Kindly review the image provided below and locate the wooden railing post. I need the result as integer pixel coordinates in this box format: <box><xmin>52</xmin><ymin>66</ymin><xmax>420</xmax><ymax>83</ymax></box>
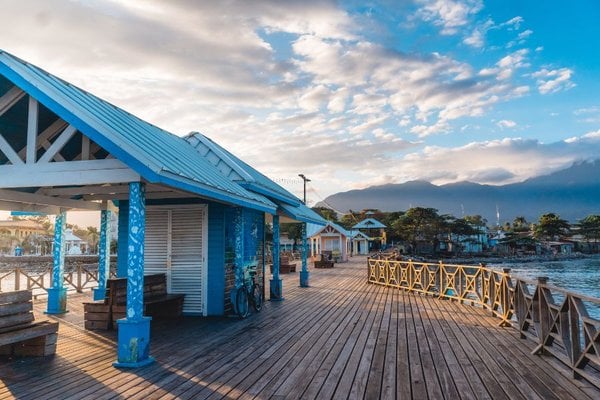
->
<box><xmin>76</xmin><ymin>265</ymin><xmax>83</xmax><ymax>293</ymax></box>
<box><xmin>14</xmin><ymin>267</ymin><xmax>21</xmax><ymax>291</ymax></box>
<box><xmin>532</xmin><ymin>276</ymin><xmax>549</xmax><ymax>354</ymax></box>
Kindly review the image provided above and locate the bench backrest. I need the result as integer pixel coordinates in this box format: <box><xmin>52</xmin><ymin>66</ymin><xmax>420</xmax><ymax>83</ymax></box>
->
<box><xmin>0</xmin><ymin>290</ymin><xmax>35</xmax><ymax>333</ymax></box>
<box><xmin>105</xmin><ymin>273</ymin><xmax>168</xmax><ymax>306</ymax></box>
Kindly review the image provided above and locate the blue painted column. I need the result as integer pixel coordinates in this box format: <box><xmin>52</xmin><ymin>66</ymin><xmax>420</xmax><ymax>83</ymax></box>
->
<box><xmin>270</xmin><ymin>215</ymin><xmax>283</xmax><ymax>300</ymax></box>
<box><xmin>114</xmin><ymin>182</ymin><xmax>154</xmax><ymax>368</ymax></box>
<box><xmin>231</xmin><ymin>207</ymin><xmax>245</xmax><ymax>313</ymax></box>
<box><xmin>299</xmin><ymin>222</ymin><xmax>309</xmax><ymax>287</ymax></box>
<box><xmin>46</xmin><ymin>211</ymin><xmax>67</xmax><ymax>314</ymax></box>
<box><xmin>94</xmin><ymin>209</ymin><xmax>111</xmax><ymax>301</ymax></box>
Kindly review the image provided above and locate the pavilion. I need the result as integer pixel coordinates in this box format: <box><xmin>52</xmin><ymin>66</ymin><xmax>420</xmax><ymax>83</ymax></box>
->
<box><xmin>0</xmin><ymin>50</ymin><xmax>324</xmax><ymax>367</ymax></box>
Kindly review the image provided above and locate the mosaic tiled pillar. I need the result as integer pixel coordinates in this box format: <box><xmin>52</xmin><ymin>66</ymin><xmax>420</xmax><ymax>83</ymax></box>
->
<box><xmin>230</xmin><ymin>207</ymin><xmax>245</xmax><ymax>313</ymax></box>
<box><xmin>94</xmin><ymin>209</ymin><xmax>111</xmax><ymax>301</ymax></box>
<box><xmin>270</xmin><ymin>215</ymin><xmax>283</xmax><ymax>300</ymax></box>
<box><xmin>300</xmin><ymin>222</ymin><xmax>309</xmax><ymax>287</ymax></box>
<box><xmin>46</xmin><ymin>211</ymin><xmax>67</xmax><ymax>314</ymax></box>
<box><xmin>114</xmin><ymin>182</ymin><xmax>154</xmax><ymax>368</ymax></box>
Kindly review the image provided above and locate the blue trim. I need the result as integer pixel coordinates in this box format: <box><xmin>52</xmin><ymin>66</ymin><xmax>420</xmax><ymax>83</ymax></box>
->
<box><xmin>117</xmin><ymin>201</ymin><xmax>129</xmax><ymax>278</ymax></box>
<box><xmin>240</xmin><ymin>182</ymin><xmax>301</xmax><ymax>206</ymax></box>
<box><xmin>95</xmin><ymin>209</ymin><xmax>110</xmax><ymax>301</ymax></box>
<box><xmin>300</xmin><ymin>222</ymin><xmax>309</xmax><ymax>287</ymax></box>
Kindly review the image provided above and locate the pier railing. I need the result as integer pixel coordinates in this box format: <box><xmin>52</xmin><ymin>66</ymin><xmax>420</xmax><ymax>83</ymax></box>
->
<box><xmin>367</xmin><ymin>255</ymin><xmax>600</xmax><ymax>389</ymax></box>
<box><xmin>0</xmin><ymin>265</ymin><xmax>117</xmax><ymax>297</ymax></box>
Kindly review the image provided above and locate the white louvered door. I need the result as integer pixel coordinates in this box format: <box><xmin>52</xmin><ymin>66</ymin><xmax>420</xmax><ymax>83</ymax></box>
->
<box><xmin>144</xmin><ymin>205</ymin><xmax>207</xmax><ymax>315</ymax></box>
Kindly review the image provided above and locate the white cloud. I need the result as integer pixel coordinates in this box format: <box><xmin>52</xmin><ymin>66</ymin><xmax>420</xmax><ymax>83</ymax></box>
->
<box><xmin>463</xmin><ymin>18</ymin><xmax>494</xmax><ymax>48</ymax></box>
<box><xmin>518</xmin><ymin>29</ymin><xmax>533</xmax><ymax>40</ymax></box>
<box><xmin>415</xmin><ymin>0</ymin><xmax>483</xmax><ymax>35</ymax></box>
<box><xmin>532</xmin><ymin>67</ymin><xmax>575</xmax><ymax>94</ymax></box>
<box><xmin>502</xmin><ymin>16</ymin><xmax>524</xmax><ymax>30</ymax></box>
<box><xmin>497</xmin><ymin>119</ymin><xmax>517</xmax><ymax>129</ymax></box>
<box><xmin>388</xmin><ymin>133</ymin><xmax>600</xmax><ymax>185</ymax></box>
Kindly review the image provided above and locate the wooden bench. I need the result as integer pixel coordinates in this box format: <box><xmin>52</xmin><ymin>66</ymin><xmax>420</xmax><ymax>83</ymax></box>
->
<box><xmin>0</xmin><ymin>290</ymin><xmax>58</xmax><ymax>357</ymax></box>
<box><xmin>84</xmin><ymin>273</ymin><xmax>185</xmax><ymax>330</ymax></box>
<box><xmin>269</xmin><ymin>255</ymin><xmax>297</xmax><ymax>274</ymax></box>
<box><xmin>314</xmin><ymin>252</ymin><xmax>334</xmax><ymax>269</ymax></box>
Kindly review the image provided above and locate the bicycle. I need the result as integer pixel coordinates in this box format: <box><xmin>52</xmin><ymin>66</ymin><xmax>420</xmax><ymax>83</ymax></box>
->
<box><xmin>236</xmin><ymin>267</ymin><xmax>263</xmax><ymax>318</ymax></box>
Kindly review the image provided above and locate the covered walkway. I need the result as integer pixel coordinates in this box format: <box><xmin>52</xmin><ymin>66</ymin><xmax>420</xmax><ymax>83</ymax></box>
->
<box><xmin>1</xmin><ymin>256</ymin><xmax>598</xmax><ymax>399</ymax></box>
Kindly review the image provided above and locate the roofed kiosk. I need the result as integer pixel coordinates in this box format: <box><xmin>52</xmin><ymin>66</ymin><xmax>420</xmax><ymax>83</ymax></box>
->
<box><xmin>0</xmin><ymin>50</ymin><xmax>325</xmax><ymax>367</ymax></box>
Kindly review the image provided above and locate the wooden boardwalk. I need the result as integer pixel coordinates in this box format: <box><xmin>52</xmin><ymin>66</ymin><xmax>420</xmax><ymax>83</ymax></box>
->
<box><xmin>1</xmin><ymin>256</ymin><xmax>598</xmax><ymax>399</ymax></box>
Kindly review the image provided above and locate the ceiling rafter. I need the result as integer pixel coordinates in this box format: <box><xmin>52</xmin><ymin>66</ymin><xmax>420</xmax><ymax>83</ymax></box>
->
<box><xmin>0</xmin><ymin>86</ymin><xmax>25</xmax><ymax>117</ymax></box>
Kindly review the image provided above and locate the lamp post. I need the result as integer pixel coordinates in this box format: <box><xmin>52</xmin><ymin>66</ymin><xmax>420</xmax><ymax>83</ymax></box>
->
<box><xmin>298</xmin><ymin>174</ymin><xmax>311</xmax><ymax>205</ymax></box>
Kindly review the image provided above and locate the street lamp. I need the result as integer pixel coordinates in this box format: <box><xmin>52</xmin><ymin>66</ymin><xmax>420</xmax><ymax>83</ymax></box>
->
<box><xmin>298</xmin><ymin>174</ymin><xmax>311</xmax><ymax>204</ymax></box>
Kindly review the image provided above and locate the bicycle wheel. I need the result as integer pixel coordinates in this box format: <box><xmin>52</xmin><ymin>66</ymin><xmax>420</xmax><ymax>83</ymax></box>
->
<box><xmin>236</xmin><ymin>287</ymin><xmax>249</xmax><ymax>318</ymax></box>
<box><xmin>252</xmin><ymin>284</ymin><xmax>263</xmax><ymax>312</ymax></box>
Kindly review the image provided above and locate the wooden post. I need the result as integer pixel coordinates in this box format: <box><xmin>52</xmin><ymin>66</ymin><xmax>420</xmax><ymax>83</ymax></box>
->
<box><xmin>299</xmin><ymin>222</ymin><xmax>309</xmax><ymax>287</ymax></box>
<box><xmin>270</xmin><ymin>215</ymin><xmax>283</xmax><ymax>300</ymax></box>
<box><xmin>114</xmin><ymin>182</ymin><xmax>154</xmax><ymax>368</ymax></box>
<box><xmin>46</xmin><ymin>211</ymin><xmax>67</xmax><ymax>314</ymax></box>
<box><xmin>532</xmin><ymin>276</ymin><xmax>549</xmax><ymax>354</ymax></box>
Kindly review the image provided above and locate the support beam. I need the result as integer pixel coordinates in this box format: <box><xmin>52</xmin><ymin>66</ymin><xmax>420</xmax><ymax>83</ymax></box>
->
<box><xmin>26</xmin><ymin>96</ymin><xmax>38</xmax><ymax>164</ymax></box>
<box><xmin>0</xmin><ymin>132</ymin><xmax>23</xmax><ymax>165</ymax></box>
<box><xmin>0</xmin><ymin>86</ymin><xmax>25</xmax><ymax>116</ymax></box>
<box><xmin>300</xmin><ymin>222</ymin><xmax>309</xmax><ymax>287</ymax></box>
<box><xmin>81</xmin><ymin>136</ymin><xmax>90</xmax><ymax>161</ymax></box>
<box><xmin>94</xmin><ymin>209</ymin><xmax>111</xmax><ymax>301</ymax></box>
<box><xmin>18</xmin><ymin>119</ymin><xmax>68</xmax><ymax>159</ymax></box>
<box><xmin>46</xmin><ymin>211</ymin><xmax>67</xmax><ymax>314</ymax></box>
<box><xmin>0</xmin><ymin>200</ymin><xmax>60</xmax><ymax>214</ymax></box>
<box><xmin>37</xmin><ymin>125</ymin><xmax>77</xmax><ymax>163</ymax></box>
<box><xmin>114</xmin><ymin>182</ymin><xmax>154</xmax><ymax>368</ymax></box>
<box><xmin>0</xmin><ymin>188</ymin><xmax>103</xmax><ymax>211</ymax></box>
<box><xmin>0</xmin><ymin>159</ymin><xmax>140</xmax><ymax>188</ymax></box>
<box><xmin>270</xmin><ymin>214</ymin><xmax>283</xmax><ymax>300</ymax></box>
<box><xmin>41</xmin><ymin>183</ymin><xmax>167</xmax><ymax>197</ymax></box>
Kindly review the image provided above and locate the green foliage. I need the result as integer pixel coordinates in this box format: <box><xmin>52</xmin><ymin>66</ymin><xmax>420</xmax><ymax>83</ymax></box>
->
<box><xmin>534</xmin><ymin>213</ymin><xmax>570</xmax><ymax>240</ymax></box>
<box><xmin>312</xmin><ymin>207</ymin><xmax>338</xmax><ymax>222</ymax></box>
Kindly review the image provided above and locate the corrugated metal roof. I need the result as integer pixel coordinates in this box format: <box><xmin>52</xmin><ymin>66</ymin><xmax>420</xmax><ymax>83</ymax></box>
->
<box><xmin>186</xmin><ymin>132</ymin><xmax>326</xmax><ymax>225</ymax></box>
<box><xmin>352</xmin><ymin>218</ymin><xmax>386</xmax><ymax>229</ymax></box>
<box><xmin>306</xmin><ymin>221</ymin><xmax>351</xmax><ymax>237</ymax></box>
<box><xmin>0</xmin><ymin>50</ymin><xmax>275</xmax><ymax>213</ymax></box>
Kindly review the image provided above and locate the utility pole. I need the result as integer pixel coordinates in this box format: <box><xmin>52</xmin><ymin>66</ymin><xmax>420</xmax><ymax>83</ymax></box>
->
<box><xmin>298</xmin><ymin>174</ymin><xmax>311</xmax><ymax>205</ymax></box>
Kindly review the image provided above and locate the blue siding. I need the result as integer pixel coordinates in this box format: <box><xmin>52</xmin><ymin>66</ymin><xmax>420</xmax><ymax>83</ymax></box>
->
<box><xmin>117</xmin><ymin>200</ymin><xmax>129</xmax><ymax>278</ymax></box>
<box><xmin>207</xmin><ymin>202</ymin><xmax>226</xmax><ymax>316</ymax></box>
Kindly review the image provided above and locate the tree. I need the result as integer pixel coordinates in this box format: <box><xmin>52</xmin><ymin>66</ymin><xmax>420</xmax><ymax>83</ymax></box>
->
<box><xmin>534</xmin><ymin>213</ymin><xmax>570</xmax><ymax>241</ymax></box>
<box><xmin>578</xmin><ymin>215</ymin><xmax>600</xmax><ymax>253</ymax></box>
<box><xmin>312</xmin><ymin>207</ymin><xmax>338</xmax><ymax>222</ymax></box>
<box><xmin>512</xmin><ymin>216</ymin><xmax>529</xmax><ymax>232</ymax></box>
<box><xmin>280</xmin><ymin>223</ymin><xmax>303</xmax><ymax>250</ymax></box>
<box><xmin>393</xmin><ymin>207</ymin><xmax>444</xmax><ymax>254</ymax></box>
<box><xmin>86</xmin><ymin>226</ymin><xmax>100</xmax><ymax>254</ymax></box>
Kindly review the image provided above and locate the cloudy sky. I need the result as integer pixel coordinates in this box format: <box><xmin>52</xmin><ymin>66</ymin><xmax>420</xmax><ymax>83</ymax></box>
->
<box><xmin>1</xmin><ymin>0</ymin><xmax>599</xmax><ymax>207</ymax></box>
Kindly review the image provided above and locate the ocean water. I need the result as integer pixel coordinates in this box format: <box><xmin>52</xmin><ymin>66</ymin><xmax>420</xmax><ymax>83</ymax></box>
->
<box><xmin>490</xmin><ymin>257</ymin><xmax>600</xmax><ymax>319</ymax></box>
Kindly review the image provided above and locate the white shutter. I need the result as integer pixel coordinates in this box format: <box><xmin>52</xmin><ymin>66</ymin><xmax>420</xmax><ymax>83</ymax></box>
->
<box><xmin>170</xmin><ymin>208</ymin><xmax>205</xmax><ymax>314</ymax></box>
<box><xmin>144</xmin><ymin>205</ymin><xmax>207</xmax><ymax>315</ymax></box>
<box><xmin>144</xmin><ymin>208</ymin><xmax>169</xmax><ymax>276</ymax></box>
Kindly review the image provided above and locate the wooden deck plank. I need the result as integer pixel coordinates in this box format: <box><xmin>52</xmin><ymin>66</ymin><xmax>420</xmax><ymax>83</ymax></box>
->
<box><xmin>1</xmin><ymin>257</ymin><xmax>599</xmax><ymax>400</ymax></box>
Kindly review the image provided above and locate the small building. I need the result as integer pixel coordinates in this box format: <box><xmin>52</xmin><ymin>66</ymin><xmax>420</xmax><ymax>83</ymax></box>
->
<box><xmin>352</xmin><ymin>218</ymin><xmax>387</xmax><ymax>251</ymax></box>
<box><xmin>0</xmin><ymin>219</ymin><xmax>46</xmax><ymax>239</ymax></box>
<box><xmin>307</xmin><ymin>221</ymin><xmax>352</xmax><ymax>262</ymax></box>
<box><xmin>349</xmin><ymin>230</ymin><xmax>370</xmax><ymax>255</ymax></box>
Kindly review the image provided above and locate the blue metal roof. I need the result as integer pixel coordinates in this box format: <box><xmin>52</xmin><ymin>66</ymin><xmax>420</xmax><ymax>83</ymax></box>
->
<box><xmin>186</xmin><ymin>132</ymin><xmax>326</xmax><ymax>225</ymax></box>
<box><xmin>0</xmin><ymin>50</ymin><xmax>276</xmax><ymax>213</ymax></box>
<box><xmin>352</xmin><ymin>218</ymin><xmax>386</xmax><ymax>229</ymax></box>
<box><xmin>306</xmin><ymin>221</ymin><xmax>351</xmax><ymax>238</ymax></box>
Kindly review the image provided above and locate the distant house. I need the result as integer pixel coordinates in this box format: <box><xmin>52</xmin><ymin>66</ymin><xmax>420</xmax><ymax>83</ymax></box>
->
<box><xmin>307</xmin><ymin>221</ymin><xmax>352</xmax><ymax>262</ymax></box>
<box><xmin>350</xmin><ymin>230</ymin><xmax>370</xmax><ymax>255</ymax></box>
<box><xmin>64</xmin><ymin>229</ymin><xmax>87</xmax><ymax>255</ymax></box>
<box><xmin>352</xmin><ymin>218</ymin><xmax>387</xmax><ymax>251</ymax></box>
<box><xmin>0</xmin><ymin>219</ymin><xmax>46</xmax><ymax>239</ymax></box>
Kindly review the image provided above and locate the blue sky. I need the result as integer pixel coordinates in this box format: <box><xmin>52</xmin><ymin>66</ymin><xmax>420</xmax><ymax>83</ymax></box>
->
<box><xmin>0</xmin><ymin>0</ymin><xmax>598</xmax><ymax>208</ymax></box>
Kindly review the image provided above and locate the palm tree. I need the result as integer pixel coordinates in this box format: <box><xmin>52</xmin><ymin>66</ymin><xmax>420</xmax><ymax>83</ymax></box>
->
<box><xmin>86</xmin><ymin>226</ymin><xmax>100</xmax><ymax>254</ymax></box>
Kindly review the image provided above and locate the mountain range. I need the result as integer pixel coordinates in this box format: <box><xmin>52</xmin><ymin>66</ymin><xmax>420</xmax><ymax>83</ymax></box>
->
<box><xmin>317</xmin><ymin>160</ymin><xmax>600</xmax><ymax>224</ymax></box>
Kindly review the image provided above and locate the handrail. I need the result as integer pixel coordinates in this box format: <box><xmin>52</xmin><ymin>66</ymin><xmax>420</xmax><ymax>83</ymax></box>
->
<box><xmin>0</xmin><ymin>265</ymin><xmax>118</xmax><ymax>297</ymax></box>
<box><xmin>367</xmin><ymin>256</ymin><xmax>600</xmax><ymax>389</ymax></box>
